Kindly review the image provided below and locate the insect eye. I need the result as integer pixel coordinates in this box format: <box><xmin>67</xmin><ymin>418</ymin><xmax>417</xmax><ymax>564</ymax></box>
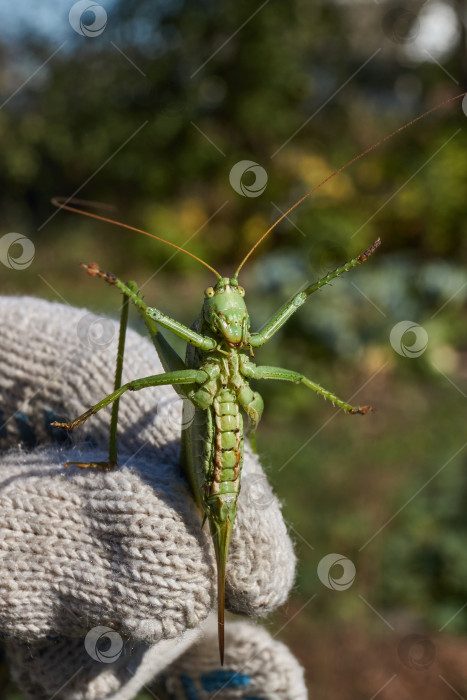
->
<box><xmin>238</xmin><ymin>286</ymin><xmax>245</xmax><ymax>296</ymax></box>
<box><xmin>205</xmin><ymin>287</ymin><xmax>215</xmax><ymax>298</ymax></box>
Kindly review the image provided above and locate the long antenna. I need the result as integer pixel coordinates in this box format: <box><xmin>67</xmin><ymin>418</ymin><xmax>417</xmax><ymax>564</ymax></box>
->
<box><xmin>234</xmin><ymin>91</ymin><xmax>466</xmax><ymax>278</ymax></box>
<box><xmin>51</xmin><ymin>197</ymin><xmax>222</xmax><ymax>280</ymax></box>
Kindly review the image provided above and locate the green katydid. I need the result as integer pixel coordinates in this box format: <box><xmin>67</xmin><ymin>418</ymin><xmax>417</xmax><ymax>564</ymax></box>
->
<box><xmin>51</xmin><ymin>93</ymin><xmax>465</xmax><ymax>664</ymax></box>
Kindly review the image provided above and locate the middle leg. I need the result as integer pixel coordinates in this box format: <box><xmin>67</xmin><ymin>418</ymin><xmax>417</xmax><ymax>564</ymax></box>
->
<box><xmin>241</xmin><ymin>363</ymin><xmax>371</xmax><ymax>414</ymax></box>
<box><xmin>52</xmin><ymin>368</ymin><xmax>207</xmax><ymax>468</ymax></box>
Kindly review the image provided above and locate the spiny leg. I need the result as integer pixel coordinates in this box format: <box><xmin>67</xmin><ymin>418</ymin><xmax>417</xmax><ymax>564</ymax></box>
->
<box><xmin>241</xmin><ymin>363</ymin><xmax>372</xmax><ymax>414</ymax></box>
<box><xmin>51</xmin><ymin>368</ymin><xmax>207</xmax><ymax>468</ymax></box>
<box><xmin>250</xmin><ymin>238</ymin><xmax>381</xmax><ymax>347</ymax></box>
<box><xmin>82</xmin><ymin>262</ymin><xmax>216</xmax><ymax>351</ymax></box>
<box><xmin>109</xmin><ymin>284</ymin><xmax>135</xmax><ymax>464</ymax></box>
<box><xmin>110</xmin><ymin>279</ymin><xmax>200</xmax><ymax>405</ymax></box>
<box><xmin>62</xmin><ymin>268</ymin><xmax>192</xmax><ymax>469</ymax></box>
<box><xmin>53</xmin><ymin>368</ymin><xmax>206</xmax><ymax>429</ymax></box>
<box><xmin>302</xmin><ymin>238</ymin><xmax>381</xmax><ymax>297</ymax></box>
<box><xmin>58</xmin><ymin>289</ymin><xmax>133</xmax><ymax>470</ymax></box>
<box><xmin>90</xmin><ymin>273</ymin><xmax>189</xmax><ymax>384</ymax></box>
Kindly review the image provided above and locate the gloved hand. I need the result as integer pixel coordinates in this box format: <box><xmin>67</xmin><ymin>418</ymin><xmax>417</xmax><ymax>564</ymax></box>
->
<box><xmin>0</xmin><ymin>295</ymin><xmax>307</xmax><ymax>699</ymax></box>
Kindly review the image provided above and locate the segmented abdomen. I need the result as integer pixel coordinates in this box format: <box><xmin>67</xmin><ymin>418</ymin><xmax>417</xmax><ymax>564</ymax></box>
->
<box><xmin>207</xmin><ymin>388</ymin><xmax>243</xmax><ymax>499</ymax></box>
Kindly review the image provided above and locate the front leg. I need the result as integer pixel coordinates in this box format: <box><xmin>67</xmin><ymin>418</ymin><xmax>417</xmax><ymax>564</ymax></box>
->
<box><xmin>241</xmin><ymin>361</ymin><xmax>371</xmax><ymax>414</ymax></box>
<box><xmin>249</xmin><ymin>239</ymin><xmax>380</xmax><ymax>347</ymax></box>
<box><xmin>82</xmin><ymin>263</ymin><xmax>217</xmax><ymax>352</ymax></box>
<box><xmin>146</xmin><ymin>307</ymin><xmax>216</xmax><ymax>351</ymax></box>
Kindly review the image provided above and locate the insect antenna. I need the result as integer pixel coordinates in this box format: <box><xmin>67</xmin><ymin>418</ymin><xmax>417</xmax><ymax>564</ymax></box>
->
<box><xmin>234</xmin><ymin>91</ymin><xmax>466</xmax><ymax>278</ymax></box>
<box><xmin>51</xmin><ymin>197</ymin><xmax>222</xmax><ymax>280</ymax></box>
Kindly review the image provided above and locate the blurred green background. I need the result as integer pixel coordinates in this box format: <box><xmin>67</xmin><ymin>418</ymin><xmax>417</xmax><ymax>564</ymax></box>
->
<box><xmin>1</xmin><ymin>0</ymin><xmax>467</xmax><ymax>697</ymax></box>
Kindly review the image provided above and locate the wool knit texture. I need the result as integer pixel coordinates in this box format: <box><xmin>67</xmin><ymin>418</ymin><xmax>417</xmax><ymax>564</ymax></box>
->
<box><xmin>6</xmin><ymin>614</ymin><xmax>309</xmax><ymax>700</ymax></box>
<box><xmin>159</xmin><ymin>614</ymin><xmax>308</xmax><ymax>699</ymax></box>
<box><xmin>0</xmin><ymin>296</ymin><xmax>303</xmax><ymax>699</ymax></box>
<box><xmin>6</xmin><ymin>626</ymin><xmax>201</xmax><ymax>700</ymax></box>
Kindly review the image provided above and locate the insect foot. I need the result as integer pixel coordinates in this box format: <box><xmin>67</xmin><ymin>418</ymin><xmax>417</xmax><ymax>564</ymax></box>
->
<box><xmin>349</xmin><ymin>405</ymin><xmax>372</xmax><ymax>415</ymax></box>
<box><xmin>65</xmin><ymin>461</ymin><xmax>119</xmax><ymax>470</ymax></box>
<box><xmin>357</xmin><ymin>237</ymin><xmax>381</xmax><ymax>263</ymax></box>
<box><xmin>50</xmin><ymin>420</ymin><xmax>75</xmax><ymax>431</ymax></box>
<box><xmin>51</xmin><ymin>408</ymin><xmax>94</xmax><ymax>431</ymax></box>
<box><xmin>80</xmin><ymin>262</ymin><xmax>117</xmax><ymax>284</ymax></box>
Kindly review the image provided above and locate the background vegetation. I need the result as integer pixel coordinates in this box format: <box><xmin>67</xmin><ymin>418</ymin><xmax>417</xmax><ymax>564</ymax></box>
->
<box><xmin>1</xmin><ymin>0</ymin><xmax>467</xmax><ymax>697</ymax></box>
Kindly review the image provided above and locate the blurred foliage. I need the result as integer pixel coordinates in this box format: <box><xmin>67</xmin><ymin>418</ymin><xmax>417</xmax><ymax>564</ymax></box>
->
<box><xmin>1</xmin><ymin>0</ymin><xmax>467</xmax><ymax>697</ymax></box>
<box><xmin>381</xmin><ymin>451</ymin><xmax>467</xmax><ymax>633</ymax></box>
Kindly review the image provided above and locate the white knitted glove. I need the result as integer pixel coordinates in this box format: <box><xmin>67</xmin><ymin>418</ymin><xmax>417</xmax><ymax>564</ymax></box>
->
<box><xmin>6</xmin><ymin>614</ymin><xmax>308</xmax><ymax>700</ymax></box>
<box><xmin>157</xmin><ymin>615</ymin><xmax>308</xmax><ymax>699</ymax></box>
<box><xmin>0</xmin><ymin>296</ymin><xmax>306</xmax><ymax>700</ymax></box>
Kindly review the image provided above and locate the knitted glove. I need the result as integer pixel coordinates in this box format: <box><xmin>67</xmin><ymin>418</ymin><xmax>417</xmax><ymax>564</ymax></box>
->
<box><xmin>157</xmin><ymin>614</ymin><xmax>308</xmax><ymax>699</ymax></box>
<box><xmin>6</xmin><ymin>614</ymin><xmax>308</xmax><ymax>700</ymax></box>
<box><xmin>0</xmin><ymin>296</ymin><xmax>306</xmax><ymax>699</ymax></box>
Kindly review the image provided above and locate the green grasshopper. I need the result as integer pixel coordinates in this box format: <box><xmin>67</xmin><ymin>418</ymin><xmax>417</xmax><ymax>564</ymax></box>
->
<box><xmin>51</xmin><ymin>93</ymin><xmax>465</xmax><ymax>663</ymax></box>
<box><xmin>51</xmin><ymin>197</ymin><xmax>377</xmax><ymax>663</ymax></box>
